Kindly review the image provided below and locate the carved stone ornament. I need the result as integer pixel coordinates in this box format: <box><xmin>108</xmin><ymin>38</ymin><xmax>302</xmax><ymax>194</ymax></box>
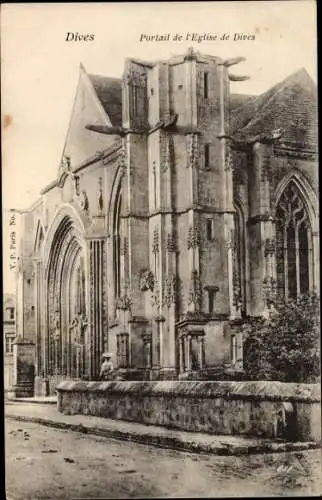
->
<box><xmin>150</xmin><ymin>278</ymin><xmax>161</xmax><ymax>310</ymax></box>
<box><xmin>163</xmin><ymin>273</ymin><xmax>177</xmax><ymax>307</ymax></box>
<box><xmin>167</xmin><ymin>232</ymin><xmax>178</xmax><ymax>253</ymax></box>
<box><xmin>116</xmin><ymin>294</ymin><xmax>132</xmax><ymax>312</ymax></box>
<box><xmin>139</xmin><ymin>269</ymin><xmax>155</xmax><ymax>292</ymax></box>
<box><xmin>187</xmin><ymin>134</ymin><xmax>199</xmax><ymax>169</ymax></box>
<box><xmin>188</xmin><ymin>270</ymin><xmax>202</xmax><ymax>309</ymax></box>
<box><xmin>224</xmin><ymin>145</ymin><xmax>233</xmax><ymax>172</ymax></box>
<box><xmin>70</xmin><ymin>313</ymin><xmax>88</xmax><ymax>345</ymax></box>
<box><xmin>59</xmin><ymin>155</ymin><xmax>71</xmax><ymax>174</ymax></box>
<box><xmin>57</xmin><ymin>155</ymin><xmax>72</xmax><ymax>188</ymax></box>
<box><xmin>160</xmin><ymin>132</ymin><xmax>170</xmax><ymax>173</ymax></box>
<box><xmin>232</xmin><ymin>268</ymin><xmax>242</xmax><ymax>312</ymax></box>
<box><xmin>118</xmin><ymin>146</ymin><xmax>127</xmax><ymax>173</ymax></box>
<box><xmin>51</xmin><ymin>312</ymin><xmax>61</xmax><ymax>342</ymax></box>
<box><xmin>80</xmin><ymin>190</ymin><xmax>89</xmax><ymax>212</ymax></box>
<box><xmin>224</xmin><ymin>128</ymin><xmax>284</xmax><ymax>148</ymax></box>
<box><xmin>124</xmin><ymin>69</ymin><xmax>147</xmax><ymax>87</ymax></box>
<box><xmin>264</xmin><ymin>238</ymin><xmax>276</xmax><ymax>257</ymax></box>
<box><xmin>74</xmin><ymin>176</ymin><xmax>80</xmax><ymax>197</ymax></box>
<box><xmin>120</xmin><ymin>236</ymin><xmax>128</xmax><ymax>256</ymax></box>
<box><xmin>187</xmin><ymin>226</ymin><xmax>201</xmax><ymax>250</ymax></box>
<box><xmin>98</xmin><ymin>177</ymin><xmax>104</xmax><ymax>212</ymax></box>
<box><xmin>224</xmin><ymin>239</ymin><xmax>234</xmax><ymax>250</ymax></box>
<box><xmin>152</xmin><ymin>228</ymin><xmax>159</xmax><ymax>254</ymax></box>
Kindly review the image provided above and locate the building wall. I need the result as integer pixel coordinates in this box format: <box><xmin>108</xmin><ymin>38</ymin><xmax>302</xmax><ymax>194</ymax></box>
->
<box><xmin>3</xmin><ymin>294</ymin><xmax>16</xmax><ymax>391</ymax></box>
<box><xmin>16</xmin><ymin>51</ymin><xmax>319</xmax><ymax>390</ymax></box>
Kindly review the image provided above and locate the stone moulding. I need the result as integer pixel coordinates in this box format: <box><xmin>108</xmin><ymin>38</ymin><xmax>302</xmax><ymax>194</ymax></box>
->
<box><xmin>56</xmin><ymin>380</ymin><xmax>321</xmax><ymax>403</ymax></box>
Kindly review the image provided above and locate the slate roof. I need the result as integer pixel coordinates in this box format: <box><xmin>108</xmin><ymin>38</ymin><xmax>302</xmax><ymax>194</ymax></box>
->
<box><xmin>88</xmin><ymin>74</ymin><xmax>123</xmax><ymax>127</ymax></box>
<box><xmin>230</xmin><ymin>69</ymin><xmax>317</xmax><ymax>150</ymax></box>
<box><xmin>230</xmin><ymin>93</ymin><xmax>257</xmax><ymax>114</ymax></box>
<box><xmin>87</xmin><ymin>68</ymin><xmax>317</xmax><ymax>150</ymax></box>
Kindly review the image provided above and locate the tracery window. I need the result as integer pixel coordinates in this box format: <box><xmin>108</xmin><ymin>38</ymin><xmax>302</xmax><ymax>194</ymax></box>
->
<box><xmin>276</xmin><ymin>182</ymin><xmax>311</xmax><ymax>300</ymax></box>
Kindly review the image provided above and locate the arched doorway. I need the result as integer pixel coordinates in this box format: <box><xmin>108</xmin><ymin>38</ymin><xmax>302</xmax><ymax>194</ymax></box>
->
<box><xmin>45</xmin><ymin>215</ymin><xmax>87</xmax><ymax>379</ymax></box>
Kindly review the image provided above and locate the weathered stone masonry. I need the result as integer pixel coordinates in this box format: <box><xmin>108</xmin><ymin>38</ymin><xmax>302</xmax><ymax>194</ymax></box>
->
<box><xmin>14</xmin><ymin>49</ymin><xmax>318</xmax><ymax>395</ymax></box>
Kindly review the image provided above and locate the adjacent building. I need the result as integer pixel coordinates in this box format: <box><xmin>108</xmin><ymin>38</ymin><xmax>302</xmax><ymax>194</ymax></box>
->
<box><xmin>15</xmin><ymin>49</ymin><xmax>319</xmax><ymax>395</ymax></box>
<box><xmin>3</xmin><ymin>294</ymin><xmax>16</xmax><ymax>390</ymax></box>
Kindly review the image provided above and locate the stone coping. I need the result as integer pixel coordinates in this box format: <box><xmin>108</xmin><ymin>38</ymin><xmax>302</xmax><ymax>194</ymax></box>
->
<box><xmin>56</xmin><ymin>380</ymin><xmax>321</xmax><ymax>403</ymax></box>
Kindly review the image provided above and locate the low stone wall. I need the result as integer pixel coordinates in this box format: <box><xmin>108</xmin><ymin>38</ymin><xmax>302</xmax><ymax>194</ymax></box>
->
<box><xmin>56</xmin><ymin>380</ymin><xmax>321</xmax><ymax>442</ymax></box>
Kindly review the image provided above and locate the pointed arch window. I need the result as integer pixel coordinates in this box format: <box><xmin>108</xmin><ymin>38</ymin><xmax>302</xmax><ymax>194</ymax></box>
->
<box><xmin>113</xmin><ymin>186</ymin><xmax>122</xmax><ymax>300</ymax></box>
<box><xmin>232</xmin><ymin>202</ymin><xmax>246</xmax><ymax>316</ymax></box>
<box><xmin>276</xmin><ymin>182</ymin><xmax>312</xmax><ymax>300</ymax></box>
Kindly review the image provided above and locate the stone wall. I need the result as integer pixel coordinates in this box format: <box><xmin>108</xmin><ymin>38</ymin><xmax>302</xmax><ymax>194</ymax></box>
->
<box><xmin>57</xmin><ymin>380</ymin><xmax>321</xmax><ymax>442</ymax></box>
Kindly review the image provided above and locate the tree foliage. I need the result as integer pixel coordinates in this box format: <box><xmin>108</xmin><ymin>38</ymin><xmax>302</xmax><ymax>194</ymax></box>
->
<box><xmin>243</xmin><ymin>293</ymin><xmax>320</xmax><ymax>383</ymax></box>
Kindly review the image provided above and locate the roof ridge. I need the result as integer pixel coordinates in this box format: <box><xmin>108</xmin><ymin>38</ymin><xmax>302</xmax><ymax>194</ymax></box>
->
<box><xmin>88</xmin><ymin>73</ymin><xmax>121</xmax><ymax>82</ymax></box>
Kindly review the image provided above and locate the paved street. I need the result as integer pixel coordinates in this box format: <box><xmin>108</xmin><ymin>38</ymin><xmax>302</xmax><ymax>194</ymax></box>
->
<box><xmin>6</xmin><ymin>418</ymin><xmax>321</xmax><ymax>499</ymax></box>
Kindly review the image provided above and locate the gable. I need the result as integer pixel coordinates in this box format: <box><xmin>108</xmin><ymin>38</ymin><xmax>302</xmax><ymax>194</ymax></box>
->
<box><xmin>62</xmin><ymin>65</ymin><xmax>121</xmax><ymax>168</ymax></box>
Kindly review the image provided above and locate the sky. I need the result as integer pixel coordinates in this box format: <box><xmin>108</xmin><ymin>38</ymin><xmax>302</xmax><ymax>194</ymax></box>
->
<box><xmin>1</xmin><ymin>1</ymin><xmax>317</xmax><ymax>292</ymax></box>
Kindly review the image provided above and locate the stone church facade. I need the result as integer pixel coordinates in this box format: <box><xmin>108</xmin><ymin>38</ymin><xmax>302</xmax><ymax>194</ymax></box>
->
<box><xmin>15</xmin><ymin>49</ymin><xmax>319</xmax><ymax>395</ymax></box>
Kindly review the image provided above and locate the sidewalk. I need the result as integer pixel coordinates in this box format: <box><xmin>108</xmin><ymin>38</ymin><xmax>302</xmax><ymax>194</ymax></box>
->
<box><xmin>5</xmin><ymin>400</ymin><xmax>321</xmax><ymax>456</ymax></box>
<box><xmin>6</xmin><ymin>396</ymin><xmax>57</xmax><ymax>404</ymax></box>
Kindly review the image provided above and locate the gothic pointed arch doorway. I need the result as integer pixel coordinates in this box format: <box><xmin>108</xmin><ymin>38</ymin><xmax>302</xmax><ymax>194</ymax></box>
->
<box><xmin>45</xmin><ymin>214</ymin><xmax>88</xmax><ymax>379</ymax></box>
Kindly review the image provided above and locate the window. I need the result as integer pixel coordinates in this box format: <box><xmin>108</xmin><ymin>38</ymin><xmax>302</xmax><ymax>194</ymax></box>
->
<box><xmin>205</xmin><ymin>286</ymin><xmax>218</xmax><ymax>314</ymax></box>
<box><xmin>208</xmin><ymin>290</ymin><xmax>215</xmax><ymax>314</ymax></box>
<box><xmin>206</xmin><ymin>219</ymin><xmax>214</xmax><ymax>241</ymax></box>
<box><xmin>276</xmin><ymin>182</ymin><xmax>311</xmax><ymax>300</ymax></box>
<box><xmin>5</xmin><ymin>333</ymin><xmax>15</xmax><ymax>354</ymax></box>
<box><xmin>203</xmin><ymin>72</ymin><xmax>209</xmax><ymax>99</ymax></box>
<box><xmin>204</xmin><ymin>144</ymin><xmax>210</xmax><ymax>169</ymax></box>
<box><xmin>6</xmin><ymin>307</ymin><xmax>14</xmax><ymax>320</ymax></box>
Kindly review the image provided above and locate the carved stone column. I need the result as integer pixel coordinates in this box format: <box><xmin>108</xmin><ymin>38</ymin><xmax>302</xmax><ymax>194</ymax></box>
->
<box><xmin>199</xmin><ymin>336</ymin><xmax>205</xmax><ymax>370</ymax></box>
<box><xmin>248</xmin><ymin>141</ymin><xmax>276</xmax><ymax>316</ymax></box>
<box><xmin>33</xmin><ymin>259</ymin><xmax>42</xmax><ymax>377</ymax></box>
<box><xmin>152</xmin><ymin>317</ymin><xmax>162</xmax><ymax>376</ymax></box>
<box><xmin>186</xmin><ymin>334</ymin><xmax>192</xmax><ymax>372</ymax></box>
<box><xmin>179</xmin><ymin>337</ymin><xmax>185</xmax><ymax>373</ymax></box>
<box><xmin>86</xmin><ymin>238</ymin><xmax>107</xmax><ymax>379</ymax></box>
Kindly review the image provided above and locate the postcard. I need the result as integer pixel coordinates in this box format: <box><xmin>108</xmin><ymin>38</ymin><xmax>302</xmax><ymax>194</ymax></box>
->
<box><xmin>2</xmin><ymin>2</ymin><xmax>320</xmax><ymax>498</ymax></box>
